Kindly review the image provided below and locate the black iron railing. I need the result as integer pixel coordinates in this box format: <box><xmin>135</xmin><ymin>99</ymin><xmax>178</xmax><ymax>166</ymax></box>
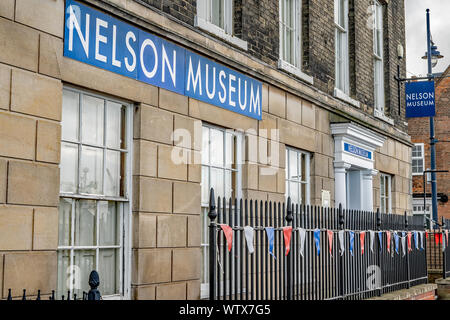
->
<box><xmin>5</xmin><ymin>270</ymin><xmax>102</xmax><ymax>300</ymax></box>
<box><xmin>208</xmin><ymin>188</ymin><xmax>428</xmax><ymax>300</ymax></box>
<box><xmin>426</xmin><ymin>217</ymin><xmax>450</xmax><ymax>279</ymax></box>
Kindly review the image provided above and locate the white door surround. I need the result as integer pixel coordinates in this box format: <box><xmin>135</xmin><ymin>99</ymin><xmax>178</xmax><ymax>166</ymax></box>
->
<box><xmin>331</xmin><ymin>123</ymin><xmax>386</xmax><ymax>210</ymax></box>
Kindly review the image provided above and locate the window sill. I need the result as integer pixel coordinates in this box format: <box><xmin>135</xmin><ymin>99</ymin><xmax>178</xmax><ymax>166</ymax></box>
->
<box><xmin>333</xmin><ymin>88</ymin><xmax>361</xmax><ymax>108</ymax></box>
<box><xmin>278</xmin><ymin>60</ymin><xmax>314</xmax><ymax>84</ymax></box>
<box><xmin>194</xmin><ymin>16</ymin><xmax>248</xmax><ymax>51</ymax></box>
<box><xmin>374</xmin><ymin>109</ymin><xmax>394</xmax><ymax>125</ymax></box>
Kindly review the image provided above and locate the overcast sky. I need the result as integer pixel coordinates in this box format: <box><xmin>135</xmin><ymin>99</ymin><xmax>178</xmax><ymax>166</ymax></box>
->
<box><xmin>405</xmin><ymin>1</ymin><xmax>450</xmax><ymax>77</ymax></box>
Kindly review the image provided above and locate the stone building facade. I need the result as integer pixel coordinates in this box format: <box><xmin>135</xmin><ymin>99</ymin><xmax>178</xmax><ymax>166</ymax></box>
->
<box><xmin>408</xmin><ymin>65</ymin><xmax>450</xmax><ymax>221</ymax></box>
<box><xmin>0</xmin><ymin>0</ymin><xmax>412</xmax><ymax>300</ymax></box>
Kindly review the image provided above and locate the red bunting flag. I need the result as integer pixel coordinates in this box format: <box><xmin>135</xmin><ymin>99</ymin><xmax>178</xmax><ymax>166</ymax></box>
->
<box><xmin>327</xmin><ymin>230</ymin><xmax>334</xmax><ymax>256</ymax></box>
<box><xmin>426</xmin><ymin>232</ymin><xmax>428</xmax><ymax>239</ymax></box>
<box><xmin>283</xmin><ymin>226</ymin><xmax>293</xmax><ymax>256</ymax></box>
<box><xmin>407</xmin><ymin>232</ymin><xmax>412</xmax><ymax>252</ymax></box>
<box><xmin>360</xmin><ymin>232</ymin><xmax>366</xmax><ymax>255</ymax></box>
<box><xmin>386</xmin><ymin>231</ymin><xmax>391</xmax><ymax>253</ymax></box>
<box><xmin>435</xmin><ymin>233</ymin><xmax>441</xmax><ymax>245</ymax></box>
<box><xmin>220</xmin><ymin>224</ymin><xmax>233</xmax><ymax>252</ymax></box>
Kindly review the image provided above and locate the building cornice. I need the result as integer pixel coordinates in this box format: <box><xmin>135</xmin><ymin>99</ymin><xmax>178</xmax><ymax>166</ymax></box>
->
<box><xmin>82</xmin><ymin>0</ymin><xmax>411</xmax><ymax>145</ymax></box>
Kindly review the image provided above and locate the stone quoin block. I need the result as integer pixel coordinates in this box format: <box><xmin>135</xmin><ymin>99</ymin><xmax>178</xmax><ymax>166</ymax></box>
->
<box><xmin>157</xmin><ymin>144</ymin><xmax>188</xmax><ymax>181</ymax></box>
<box><xmin>39</xmin><ymin>33</ymin><xmax>63</xmax><ymax>79</ymax></box>
<box><xmin>133</xmin><ymin>212</ymin><xmax>157</xmax><ymax>249</ymax></box>
<box><xmin>156</xmin><ymin>282</ymin><xmax>187</xmax><ymax>300</ymax></box>
<box><xmin>3</xmin><ymin>252</ymin><xmax>57</xmax><ymax>298</ymax></box>
<box><xmin>268</xmin><ymin>86</ymin><xmax>286</xmax><ymax>118</ymax></box>
<box><xmin>0</xmin><ymin>112</ymin><xmax>36</xmax><ymax>160</ymax></box>
<box><xmin>0</xmin><ymin>206</ymin><xmax>33</xmax><ymax>250</ymax></box>
<box><xmin>133</xmin><ymin>139</ymin><xmax>157</xmax><ymax>177</ymax></box>
<box><xmin>11</xmin><ymin>69</ymin><xmax>62</xmax><ymax>121</ymax></box>
<box><xmin>15</xmin><ymin>0</ymin><xmax>65</xmax><ymax>38</ymax></box>
<box><xmin>133</xmin><ymin>249</ymin><xmax>172</xmax><ymax>285</ymax></box>
<box><xmin>173</xmin><ymin>181</ymin><xmax>201</xmax><ymax>215</ymax></box>
<box><xmin>7</xmin><ymin>161</ymin><xmax>59</xmax><ymax>206</ymax></box>
<box><xmin>0</xmin><ymin>159</ymin><xmax>6</xmax><ymax>203</ymax></box>
<box><xmin>36</xmin><ymin>120</ymin><xmax>61</xmax><ymax>164</ymax></box>
<box><xmin>0</xmin><ymin>18</ymin><xmax>39</xmax><ymax>72</ymax></box>
<box><xmin>0</xmin><ymin>63</ymin><xmax>11</xmax><ymax>110</ymax></box>
<box><xmin>135</xmin><ymin>177</ymin><xmax>172</xmax><ymax>213</ymax></box>
<box><xmin>159</xmin><ymin>88</ymin><xmax>189</xmax><ymax>115</ymax></box>
<box><xmin>286</xmin><ymin>93</ymin><xmax>302</xmax><ymax>124</ymax></box>
<box><xmin>172</xmin><ymin>248</ymin><xmax>201</xmax><ymax>281</ymax></box>
<box><xmin>156</xmin><ymin>215</ymin><xmax>187</xmax><ymax>248</ymax></box>
<box><xmin>138</xmin><ymin>105</ymin><xmax>174</xmax><ymax>144</ymax></box>
<box><xmin>33</xmin><ymin>207</ymin><xmax>58</xmax><ymax>250</ymax></box>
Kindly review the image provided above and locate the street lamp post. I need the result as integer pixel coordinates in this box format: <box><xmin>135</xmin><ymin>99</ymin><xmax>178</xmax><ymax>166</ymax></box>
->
<box><xmin>425</xmin><ymin>9</ymin><xmax>439</xmax><ymax>229</ymax></box>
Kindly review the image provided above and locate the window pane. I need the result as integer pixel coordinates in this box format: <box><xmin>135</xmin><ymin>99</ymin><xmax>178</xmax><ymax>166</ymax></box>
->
<box><xmin>289</xmin><ymin>181</ymin><xmax>299</xmax><ymax>205</ymax></box>
<box><xmin>62</xmin><ymin>90</ymin><xmax>79</xmax><ymax>142</ymax></box>
<box><xmin>58</xmin><ymin>198</ymin><xmax>72</xmax><ymax>247</ymax></box>
<box><xmin>211</xmin><ymin>167</ymin><xmax>224</xmax><ymax>200</ymax></box>
<box><xmin>225</xmin><ymin>132</ymin><xmax>234</xmax><ymax>169</ymax></box>
<box><xmin>60</xmin><ymin>142</ymin><xmax>79</xmax><ymax>193</ymax></box>
<box><xmin>82</xmin><ymin>95</ymin><xmax>104</xmax><ymax>145</ymax></box>
<box><xmin>57</xmin><ymin>250</ymin><xmax>70</xmax><ymax>299</ymax></box>
<box><xmin>211</xmin><ymin>0</ymin><xmax>224</xmax><ymax>29</ymax></box>
<box><xmin>73</xmin><ymin>250</ymin><xmax>96</xmax><ymax>298</ymax></box>
<box><xmin>210</xmin><ymin>129</ymin><xmax>224</xmax><ymax>167</ymax></box>
<box><xmin>202</xmin><ymin>127</ymin><xmax>209</xmax><ymax>165</ymax></box>
<box><xmin>99</xmin><ymin>201</ymin><xmax>119</xmax><ymax>246</ymax></box>
<box><xmin>74</xmin><ymin>200</ymin><xmax>97</xmax><ymax>246</ymax></box>
<box><xmin>289</xmin><ymin>150</ymin><xmax>298</xmax><ymax>180</ymax></box>
<box><xmin>99</xmin><ymin>249</ymin><xmax>119</xmax><ymax>296</ymax></box>
<box><xmin>106</xmin><ymin>101</ymin><xmax>123</xmax><ymax>149</ymax></box>
<box><xmin>80</xmin><ymin>146</ymin><xmax>103</xmax><ymax>194</ymax></box>
<box><xmin>105</xmin><ymin>150</ymin><xmax>121</xmax><ymax>197</ymax></box>
<box><xmin>201</xmin><ymin>166</ymin><xmax>210</xmax><ymax>204</ymax></box>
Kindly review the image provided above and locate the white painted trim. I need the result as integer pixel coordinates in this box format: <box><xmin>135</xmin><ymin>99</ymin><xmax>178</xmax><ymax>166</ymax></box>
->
<box><xmin>334</xmin><ymin>88</ymin><xmax>361</xmax><ymax>108</ymax></box>
<box><xmin>195</xmin><ymin>16</ymin><xmax>248</xmax><ymax>51</ymax></box>
<box><xmin>374</xmin><ymin>109</ymin><xmax>394</xmax><ymax>125</ymax></box>
<box><xmin>278</xmin><ymin>59</ymin><xmax>314</xmax><ymax>84</ymax></box>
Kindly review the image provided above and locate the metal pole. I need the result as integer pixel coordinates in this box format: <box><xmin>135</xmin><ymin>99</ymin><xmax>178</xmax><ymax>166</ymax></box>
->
<box><xmin>426</xmin><ymin>9</ymin><xmax>439</xmax><ymax>228</ymax></box>
<box><xmin>285</xmin><ymin>197</ymin><xmax>293</xmax><ymax>300</ymax></box>
<box><xmin>442</xmin><ymin>217</ymin><xmax>446</xmax><ymax>279</ymax></box>
<box><xmin>405</xmin><ymin>212</ymin><xmax>411</xmax><ymax>289</ymax></box>
<box><xmin>208</xmin><ymin>188</ymin><xmax>217</xmax><ymax>300</ymax></box>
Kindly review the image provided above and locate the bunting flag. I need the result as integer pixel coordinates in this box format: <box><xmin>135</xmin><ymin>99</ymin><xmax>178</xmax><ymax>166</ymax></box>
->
<box><xmin>220</xmin><ymin>224</ymin><xmax>233</xmax><ymax>252</ymax></box>
<box><xmin>265</xmin><ymin>227</ymin><xmax>276</xmax><ymax>259</ymax></box>
<box><xmin>401</xmin><ymin>232</ymin><xmax>406</xmax><ymax>257</ymax></box>
<box><xmin>426</xmin><ymin>231</ymin><xmax>428</xmax><ymax>239</ymax></box>
<box><xmin>420</xmin><ymin>231</ymin><xmax>424</xmax><ymax>250</ymax></box>
<box><xmin>443</xmin><ymin>233</ymin><xmax>447</xmax><ymax>252</ymax></box>
<box><xmin>414</xmin><ymin>231</ymin><xmax>419</xmax><ymax>250</ymax></box>
<box><xmin>314</xmin><ymin>229</ymin><xmax>321</xmax><ymax>256</ymax></box>
<box><xmin>394</xmin><ymin>232</ymin><xmax>399</xmax><ymax>255</ymax></box>
<box><xmin>386</xmin><ymin>231</ymin><xmax>391</xmax><ymax>253</ymax></box>
<box><xmin>243</xmin><ymin>226</ymin><xmax>255</xmax><ymax>254</ymax></box>
<box><xmin>298</xmin><ymin>228</ymin><xmax>306</xmax><ymax>257</ymax></box>
<box><xmin>327</xmin><ymin>230</ymin><xmax>334</xmax><ymax>256</ymax></box>
<box><xmin>338</xmin><ymin>230</ymin><xmax>345</xmax><ymax>256</ymax></box>
<box><xmin>446</xmin><ymin>230</ymin><xmax>449</xmax><ymax>246</ymax></box>
<box><xmin>369</xmin><ymin>231</ymin><xmax>375</xmax><ymax>253</ymax></box>
<box><xmin>407</xmin><ymin>232</ymin><xmax>412</xmax><ymax>252</ymax></box>
<box><xmin>435</xmin><ymin>233</ymin><xmax>441</xmax><ymax>246</ymax></box>
<box><xmin>360</xmin><ymin>231</ymin><xmax>366</xmax><ymax>255</ymax></box>
<box><xmin>378</xmin><ymin>232</ymin><xmax>383</xmax><ymax>252</ymax></box>
<box><xmin>349</xmin><ymin>231</ymin><xmax>355</xmax><ymax>256</ymax></box>
<box><xmin>283</xmin><ymin>226</ymin><xmax>293</xmax><ymax>256</ymax></box>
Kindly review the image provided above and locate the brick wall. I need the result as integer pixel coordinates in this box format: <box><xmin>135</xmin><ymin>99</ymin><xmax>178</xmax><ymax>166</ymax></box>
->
<box><xmin>408</xmin><ymin>66</ymin><xmax>450</xmax><ymax>220</ymax></box>
<box><xmin>136</xmin><ymin>0</ymin><xmax>407</xmax><ymax>128</ymax></box>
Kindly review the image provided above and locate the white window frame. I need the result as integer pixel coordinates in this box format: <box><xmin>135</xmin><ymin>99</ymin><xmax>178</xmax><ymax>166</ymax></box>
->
<box><xmin>373</xmin><ymin>0</ymin><xmax>385</xmax><ymax>117</ymax></box>
<box><xmin>277</xmin><ymin>0</ymin><xmax>313</xmax><ymax>84</ymax></box>
<box><xmin>195</xmin><ymin>0</ymin><xmax>247</xmax><ymax>50</ymax></box>
<box><xmin>380</xmin><ymin>173</ymin><xmax>392</xmax><ymax>214</ymax></box>
<box><xmin>200</xmin><ymin>123</ymin><xmax>243</xmax><ymax>300</ymax></box>
<box><xmin>412</xmin><ymin>143</ymin><xmax>425</xmax><ymax>176</ymax></box>
<box><xmin>58</xmin><ymin>86</ymin><xmax>133</xmax><ymax>300</ymax></box>
<box><xmin>285</xmin><ymin>147</ymin><xmax>311</xmax><ymax>205</ymax></box>
<box><xmin>334</xmin><ymin>0</ymin><xmax>350</xmax><ymax>95</ymax></box>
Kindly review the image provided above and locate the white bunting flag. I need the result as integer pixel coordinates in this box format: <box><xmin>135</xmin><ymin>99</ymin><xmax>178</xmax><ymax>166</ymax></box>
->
<box><xmin>420</xmin><ymin>231</ymin><xmax>424</xmax><ymax>250</ymax></box>
<box><xmin>243</xmin><ymin>226</ymin><xmax>254</xmax><ymax>254</ymax></box>
<box><xmin>298</xmin><ymin>228</ymin><xmax>306</xmax><ymax>257</ymax></box>
<box><xmin>369</xmin><ymin>231</ymin><xmax>375</xmax><ymax>253</ymax></box>
<box><xmin>338</xmin><ymin>230</ymin><xmax>345</xmax><ymax>256</ymax></box>
<box><xmin>401</xmin><ymin>233</ymin><xmax>406</xmax><ymax>257</ymax></box>
<box><xmin>443</xmin><ymin>233</ymin><xmax>447</xmax><ymax>252</ymax></box>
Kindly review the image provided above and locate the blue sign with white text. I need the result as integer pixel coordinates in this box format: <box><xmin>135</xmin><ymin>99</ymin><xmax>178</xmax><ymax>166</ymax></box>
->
<box><xmin>344</xmin><ymin>143</ymin><xmax>371</xmax><ymax>160</ymax></box>
<box><xmin>405</xmin><ymin>81</ymin><xmax>436</xmax><ymax>118</ymax></box>
<box><xmin>63</xmin><ymin>0</ymin><xmax>262</xmax><ymax>120</ymax></box>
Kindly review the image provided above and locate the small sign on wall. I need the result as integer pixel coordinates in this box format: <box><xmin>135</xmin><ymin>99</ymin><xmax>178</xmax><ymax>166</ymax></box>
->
<box><xmin>321</xmin><ymin>190</ymin><xmax>330</xmax><ymax>208</ymax></box>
